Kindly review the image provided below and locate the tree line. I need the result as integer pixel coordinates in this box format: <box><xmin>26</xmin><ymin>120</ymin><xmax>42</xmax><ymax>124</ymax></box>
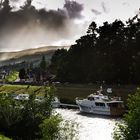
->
<box><xmin>50</xmin><ymin>13</ymin><xmax>140</xmax><ymax>84</ymax></box>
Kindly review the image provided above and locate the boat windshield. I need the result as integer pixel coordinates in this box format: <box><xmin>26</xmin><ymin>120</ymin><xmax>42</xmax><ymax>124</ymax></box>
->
<box><xmin>95</xmin><ymin>102</ymin><xmax>105</xmax><ymax>107</ymax></box>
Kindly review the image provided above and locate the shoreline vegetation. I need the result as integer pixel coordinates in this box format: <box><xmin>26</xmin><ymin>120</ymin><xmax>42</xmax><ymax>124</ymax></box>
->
<box><xmin>0</xmin><ymin>84</ymin><xmax>139</xmax><ymax>139</ymax></box>
<box><xmin>0</xmin><ymin>134</ymin><xmax>11</xmax><ymax>140</ymax></box>
<box><xmin>0</xmin><ymin>85</ymin><xmax>78</xmax><ymax>139</ymax></box>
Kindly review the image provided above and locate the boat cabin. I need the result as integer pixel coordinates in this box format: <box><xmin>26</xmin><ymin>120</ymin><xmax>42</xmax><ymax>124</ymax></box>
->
<box><xmin>107</xmin><ymin>101</ymin><xmax>125</xmax><ymax>116</ymax></box>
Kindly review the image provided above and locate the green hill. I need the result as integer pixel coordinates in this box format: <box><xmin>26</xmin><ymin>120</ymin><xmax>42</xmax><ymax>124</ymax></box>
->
<box><xmin>0</xmin><ymin>46</ymin><xmax>68</xmax><ymax>67</ymax></box>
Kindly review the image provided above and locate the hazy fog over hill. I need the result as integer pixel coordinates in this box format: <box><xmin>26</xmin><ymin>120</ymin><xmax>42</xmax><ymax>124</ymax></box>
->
<box><xmin>0</xmin><ymin>46</ymin><xmax>68</xmax><ymax>66</ymax></box>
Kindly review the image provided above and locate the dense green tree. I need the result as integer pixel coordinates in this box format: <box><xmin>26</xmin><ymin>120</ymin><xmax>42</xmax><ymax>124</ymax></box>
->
<box><xmin>0</xmin><ymin>86</ymin><xmax>78</xmax><ymax>139</ymax></box>
<box><xmin>40</xmin><ymin>55</ymin><xmax>47</xmax><ymax>71</ymax></box>
<box><xmin>113</xmin><ymin>89</ymin><xmax>140</xmax><ymax>140</ymax></box>
<box><xmin>0</xmin><ymin>87</ymin><xmax>53</xmax><ymax>139</ymax></box>
<box><xmin>0</xmin><ymin>134</ymin><xmax>11</xmax><ymax>140</ymax></box>
<box><xmin>50</xmin><ymin>48</ymin><xmax>68</xmax><ymax>82</ymax></box>
<box><xmin>50</xmin><ymin>12</ymin><xmax>140</xmax><ymax>84</ymax></box>
<box><xmin>40</xmin><ymin>115</ymin><xmax>79</xmax><ymax>140</ymax></box>
<box><xmin>19</xmin><ymin>68</ymin><xmax>26</xmax><ymax>80</ymax></box>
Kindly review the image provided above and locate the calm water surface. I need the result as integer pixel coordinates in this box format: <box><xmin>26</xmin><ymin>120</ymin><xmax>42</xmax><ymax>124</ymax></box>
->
<box><xmin>55</xmin><ymin>108</ymin><xmax>121</xmax><ymax>140</ymax></box>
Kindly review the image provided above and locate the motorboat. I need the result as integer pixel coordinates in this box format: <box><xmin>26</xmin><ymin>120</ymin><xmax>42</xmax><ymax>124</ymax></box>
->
<box><xmin>35</xmin><ymin>96</ymin><xmax>60</xmax><ymax>108</ymax></box>
<box><xmin>76</xmin><ymin>91</ymin><xmax>125</xmax><ymax>116</ymax></box>
<box><xmin>13</xmin><ymin>94</ymin><xmax>60</xmax><ymax>108</ymax></box>
<box><xmin>13</xmin><ymin>93</ymin><xmax>29</xmax><ymax>101</ymax></box>
<box><xmin>52</xmin><ymin>97</ymin><xmax>60</xmax><ymax>108</ymax></box>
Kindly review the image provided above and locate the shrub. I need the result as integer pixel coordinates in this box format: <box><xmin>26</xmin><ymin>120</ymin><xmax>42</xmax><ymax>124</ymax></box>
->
<box><xmin>113</xmin><ymin>88</ymin><xmax>140</xmax><ymax>140</ymax></box>
<box><xmin>40</xmin><ymin>112</ymin><xmax>79</xmax><ymax>140</ymax></box>
<box><xmin>0</xmin><ymin>134</ymin><xmax>11</xmax><ymax>140</ymax></box>
<box><xmin>0</xmin><ymin>86</ymin><xmax>78</xmax><ymax>140</ymax></box>
<box><xmin>0</xmin><ymin>86</ymin><xmax>54</xmax><ymax>139</ymax></box>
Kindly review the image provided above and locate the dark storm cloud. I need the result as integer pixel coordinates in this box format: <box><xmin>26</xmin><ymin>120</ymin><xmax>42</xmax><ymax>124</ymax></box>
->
<box><xmin>0</xmin><ymin>0</ymin><xmax>84</xmax><ymax>29</ymax></box>
<box><xmin>0</xmin><ymin>0</ymin><xmax>84</xmax><ymax>52</ymax></box>
<box><xmin>91</xmin><ymin>9</ymin><xmax>101</xmax><ymax>15</ymax></box>
<box><xmin>64</xmin><ymin>0</ymin><xmax>83</xmax><ymax>19</ymax></box>
<box><xmin>38</xmin><ymin>0</ymin><xmax>84</xmax><ymax>28</ymax></box>
<box><xmin>38</xmin><ymin>8</ymin><xmax>67</xmax><ymax>29</ymax></box>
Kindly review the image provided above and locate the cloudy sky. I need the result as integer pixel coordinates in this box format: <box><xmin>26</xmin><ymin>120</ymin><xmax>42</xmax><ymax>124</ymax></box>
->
<box><xmin>31</xmin><ymin>0</ymin><xmax>140</xmax><ymax>23</ymax></box>
<box><xmin>1</xmin><ymin>0</ymin><xmax>140</xmax><ymax>52</ymax></box>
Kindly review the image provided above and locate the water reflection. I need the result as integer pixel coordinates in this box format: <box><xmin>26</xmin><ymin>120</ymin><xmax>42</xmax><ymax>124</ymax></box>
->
<box><xmin>55</xmin><ymin>108</ymin><xmax>121</xmax><ymax>140</ymax></box>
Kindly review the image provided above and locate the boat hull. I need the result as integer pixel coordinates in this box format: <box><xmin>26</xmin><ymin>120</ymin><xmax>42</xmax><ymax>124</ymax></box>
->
<box><xmin>78</xmin><ymin>104</ymin><xmax>111</xmax><ymax>116</ymax></box>
<box><xmin>76</xmin><ymin>100</ymin><xmax>125</xmax><ymax>116</ymax></box>
<box><xmin>52</xmin><ymin>102</ymin><xmax>60</xmax><ymax>108</ymax></box>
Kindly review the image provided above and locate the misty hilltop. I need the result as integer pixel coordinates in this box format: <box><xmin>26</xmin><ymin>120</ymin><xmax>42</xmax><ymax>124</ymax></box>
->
<box><xmin>0</xmin><ymin>46</ymin><xmax>68</xmax><ymax>66</ymax></box>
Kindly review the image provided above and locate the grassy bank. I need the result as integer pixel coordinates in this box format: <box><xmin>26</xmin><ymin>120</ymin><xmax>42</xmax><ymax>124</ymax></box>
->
<box><xmin>0</xmin><ymin>85</ymin><xmax>46</xmax><ymax>95</ymax></box>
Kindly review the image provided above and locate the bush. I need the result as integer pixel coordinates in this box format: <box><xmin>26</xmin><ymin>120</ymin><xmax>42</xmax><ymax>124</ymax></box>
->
<box><xmin>40</xmin><ymin>114</ymin><xmax>62</xmax><ymax>140</ymax></box>
<box><xmin>5</xmin><ymin>71</ymin><xmax>19</xmax><ymax>82</ymax></box>
<box><xmin>113</xmin><ymin>88</ymin><xmax>140</xmax><ymax>140</ymax></box>
<box><xmin>0</xmin><ymin>86</ymin><xmax>54</xmax><ymax>139</ymax></box>
<box><xmin>0</xmin><ymin>86</ymin><xmax>78</xmax><ymax>139</ymax></box>
<box><xmin>40</xmin><ymin>114</ymin><xmax>79</xmax><ymax>140</ymax></box>
<box><xmin>0</xmin><ymin>134</ymin><xmax>11</xmax><ymax>140</ymax></box>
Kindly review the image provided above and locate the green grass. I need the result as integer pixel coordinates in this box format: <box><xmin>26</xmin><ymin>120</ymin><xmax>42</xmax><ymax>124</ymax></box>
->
<box><xmin>0</xmin><ymin>85</ymin><xmax>47</xmax><ymax>95</ymax></box>
<box><xmin>0</xmin><ymin>134</ymin><xmax>11</xmax><ymax>140</ymax></box>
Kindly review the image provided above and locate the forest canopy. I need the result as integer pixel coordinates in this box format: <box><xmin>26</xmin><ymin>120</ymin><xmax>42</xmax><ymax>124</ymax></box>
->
<box><xmin>50</xmin><ymin>13</ymin><xmax>140</xmax><ymax>84</ymax></box>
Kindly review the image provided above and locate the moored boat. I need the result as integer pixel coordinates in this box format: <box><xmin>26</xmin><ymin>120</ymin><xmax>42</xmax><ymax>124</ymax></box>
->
<box><xmin>52</xmin><ymin>97</ymin><xmax>60</xmax><ymax>108</ymax></box>
<box><xmin>76</xmin><ymin>91</ymin><xmax>125</xmax><ymax>116</ymax></box>
<box><xmin>35</xmin><ymin>96</ymin><xmax>60</xmax><ymax>108</ymax></box>
<box><xmin>13</xmin><ymin>93</ymin><xmax>60</xmax><ymax>108</ymax></box>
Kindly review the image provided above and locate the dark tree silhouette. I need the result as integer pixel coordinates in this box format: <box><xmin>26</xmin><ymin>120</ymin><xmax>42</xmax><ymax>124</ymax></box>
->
<box><xmin>19</xmin><ymin>68</ymin><xmax>26</xmax><ymax>80</ymax></box>
<box><xmin>40</xmin><ymin>56</ymin><xmax>47</xmax><ymax>71</ymax></box>
<box><xmin>50</xmin><ymin>12</ymin><xmax>140</xmax><ymax>84</ymax></box>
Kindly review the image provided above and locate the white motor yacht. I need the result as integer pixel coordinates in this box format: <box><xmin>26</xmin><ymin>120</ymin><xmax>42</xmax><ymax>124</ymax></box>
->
<box><xmin>76</xmin><ymin>92</ymin><xmax>125</xmax><ymax>116</ymax></box>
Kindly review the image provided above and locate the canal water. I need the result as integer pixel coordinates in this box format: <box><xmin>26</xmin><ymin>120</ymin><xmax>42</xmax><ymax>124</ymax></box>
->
<box><xmin>55</xmin><ymin>108</ymin><xmax>121</xmax><ymax>140</ymax></box>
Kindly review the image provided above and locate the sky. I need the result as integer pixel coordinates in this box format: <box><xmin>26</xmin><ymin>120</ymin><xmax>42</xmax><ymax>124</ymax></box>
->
<box><xmin>1</xmin><ymin>0</ymin><xmax>140</xmax><ymax>52</ymax></box>
<box><xmin>31</xmin><ymin>0</ymin><xmax>140</xmax><ymax>24</ymax></box>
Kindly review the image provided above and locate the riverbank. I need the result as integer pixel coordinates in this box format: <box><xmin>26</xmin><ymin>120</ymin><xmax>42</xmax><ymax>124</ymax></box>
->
<box><xmin>0</xmin><ymin>84</ymin><xmax>138</xmax><ymax>105</ymax></box>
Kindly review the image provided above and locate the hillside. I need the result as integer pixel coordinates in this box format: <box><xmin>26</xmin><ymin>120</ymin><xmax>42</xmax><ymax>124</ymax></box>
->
<box><xmin>0</xmin><ymin>46</ymin><xmax>68</xmax><ymax>66</ymax></box>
